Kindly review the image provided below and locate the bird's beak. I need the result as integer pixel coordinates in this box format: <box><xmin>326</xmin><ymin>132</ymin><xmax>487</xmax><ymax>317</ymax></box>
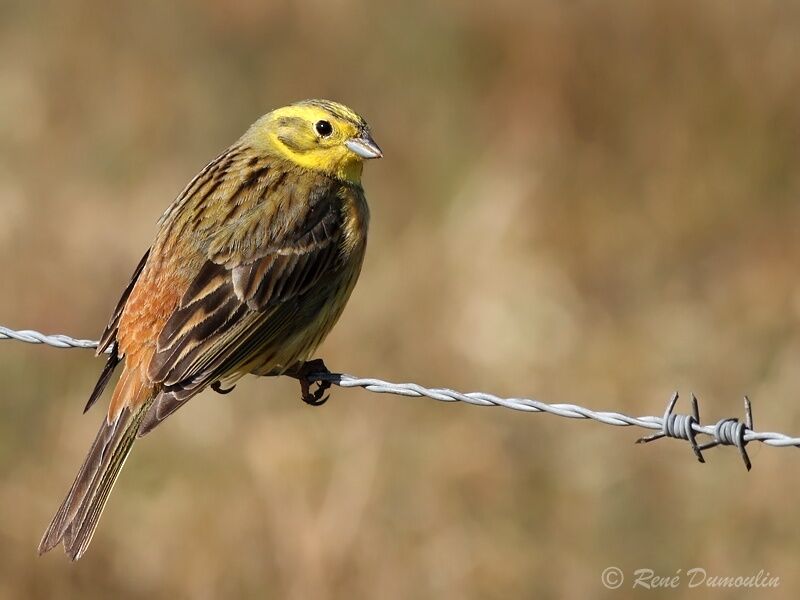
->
<box><xmin>345</xmin><ymin>132</ymin><xmax>383</xmax><ymax>159</ymax></box>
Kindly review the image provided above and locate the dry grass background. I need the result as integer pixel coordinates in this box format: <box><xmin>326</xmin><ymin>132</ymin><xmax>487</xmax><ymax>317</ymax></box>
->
<box><xmin>1</xmin><ymin>0</ymin><xmax>800</xmax><ymax>598</ymax></box>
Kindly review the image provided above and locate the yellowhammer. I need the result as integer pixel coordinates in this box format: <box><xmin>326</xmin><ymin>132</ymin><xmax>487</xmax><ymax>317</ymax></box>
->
<box><xmin>38</xmin><ymin>99</ymin><xmax>381</xmax><ymax>560</ymax></box>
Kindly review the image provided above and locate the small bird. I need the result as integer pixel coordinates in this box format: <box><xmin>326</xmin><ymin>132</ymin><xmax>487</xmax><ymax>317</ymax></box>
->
<box><xmin>38</xmin><ymin>99</ymin><xmax>381</xmax><ymax>560</ymax></box>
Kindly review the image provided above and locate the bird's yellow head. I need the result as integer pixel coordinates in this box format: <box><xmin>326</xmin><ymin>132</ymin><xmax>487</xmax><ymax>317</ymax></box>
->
<box><xmin>245</xmin><ymin>99</ymin><xmax>382</xmax><ymax>183</ymax></box>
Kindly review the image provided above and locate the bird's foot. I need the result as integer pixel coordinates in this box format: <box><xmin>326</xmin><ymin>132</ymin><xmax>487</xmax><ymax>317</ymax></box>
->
<box><xmin>289</xmin><ymin>358</ymin><xmax>332</xmax><ymax>406</ymax></box>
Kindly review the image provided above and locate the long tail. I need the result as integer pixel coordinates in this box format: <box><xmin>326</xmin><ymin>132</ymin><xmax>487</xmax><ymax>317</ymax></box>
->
<box><xmin>39</xmin><ymin>372</ymin><xmax>153</xmax><ymax>560</ymax></box>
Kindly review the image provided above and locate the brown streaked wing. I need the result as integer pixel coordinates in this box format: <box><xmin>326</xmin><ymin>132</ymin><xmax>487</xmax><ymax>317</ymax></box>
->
<box><xmin>141</xmin><ymin>181</ymin><xmax>346</xmax><ymax>433</ymax></box>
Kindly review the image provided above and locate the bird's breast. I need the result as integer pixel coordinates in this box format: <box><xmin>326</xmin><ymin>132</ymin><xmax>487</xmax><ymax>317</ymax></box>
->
<box><xmin>340</xmin><ymin>185</ymin><xmax>370</xmax><ymax>256</ymax></box>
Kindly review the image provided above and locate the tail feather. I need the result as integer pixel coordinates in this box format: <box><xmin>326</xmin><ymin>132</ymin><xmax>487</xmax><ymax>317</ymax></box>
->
<box><xmin>38</xmin><ymin>401</ymin><xmax>151</xmax><ymax>560</ymax></box>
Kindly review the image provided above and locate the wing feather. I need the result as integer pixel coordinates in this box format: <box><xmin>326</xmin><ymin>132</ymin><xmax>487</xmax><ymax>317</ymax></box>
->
<box><xmin>140</xmin><ymin>178</ymin><xmax>349</xmax><ymax>434</ymax></box>
<box><xmin>96</xmin><ymin>250</ymin><xmax>150</xmax><ymax>355</ymax></box>
<box><xmin>82</xmin><ymin>249</ymin><xmax>151</xmax><ymax>414</ymax></box>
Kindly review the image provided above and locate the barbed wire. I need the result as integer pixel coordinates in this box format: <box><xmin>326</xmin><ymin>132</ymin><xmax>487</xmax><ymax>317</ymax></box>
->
<box><xmin>3</xmin><ymin>324</ymin><xmax>799</xmax><ymax>469</ymax></box>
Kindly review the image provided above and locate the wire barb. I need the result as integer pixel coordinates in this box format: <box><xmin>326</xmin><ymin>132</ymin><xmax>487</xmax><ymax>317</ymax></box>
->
<box><xmin>696</xmin><ymin>396</ymin><xmax>754</xmax><ymax>471</ymax></box>
<box><xmin>635</xmin><ymin>392</ymin><xmax>757</xmax><ymax>470</ymax></box>
<box><xmin>636</xmin><ymin>392</ymin><xmax>705</xmax><ymax>464</ymax></box>
<box><xmin>3</xmin><ymin>325</ymin><xmax>800</xmax><ymax>468</ymax></box>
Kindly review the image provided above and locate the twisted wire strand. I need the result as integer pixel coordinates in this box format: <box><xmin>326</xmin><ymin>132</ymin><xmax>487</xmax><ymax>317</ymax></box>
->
<box><xmin>3</xmin><ymin>326</ymin><xmax>800</xmax><ymax>455</ymax></box>
<box><xmin>0</xmin><ymin>326</ymin><xmax>101</xmax><ymax>350</ymax></box>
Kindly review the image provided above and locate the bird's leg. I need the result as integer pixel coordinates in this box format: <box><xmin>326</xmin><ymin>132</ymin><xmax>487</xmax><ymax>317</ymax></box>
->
<box><xmin>287</xmin><ymin>358</ymin><xmax>332</xmax><ymax>406</ymax></box>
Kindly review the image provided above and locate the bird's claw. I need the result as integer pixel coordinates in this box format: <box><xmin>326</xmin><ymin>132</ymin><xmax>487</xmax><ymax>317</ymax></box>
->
<box><xmin>292</xmin><ymin>358</ymin><xmax>332</xmax><ymax>407</ymax></box>
<box><xmin>211</xmin><ymin>381</ymin><xmax>236</xmax><ymax>395</ymax></box>
<box><xmin>300</xmin><ymin>380</ymin><xmax>330</xmax><ymax>406</ymax></box>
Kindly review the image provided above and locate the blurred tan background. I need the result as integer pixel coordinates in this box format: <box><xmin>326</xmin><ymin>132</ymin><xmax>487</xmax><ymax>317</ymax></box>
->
<box><xmin>1</xmin><ymin>0</ymin><xmax>800</xmax><ymax>598</ymax></box>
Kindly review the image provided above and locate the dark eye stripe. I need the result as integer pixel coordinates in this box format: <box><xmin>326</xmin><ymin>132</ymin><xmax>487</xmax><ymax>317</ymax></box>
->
<box><xmin>276</xmin><ymin>116</ymin><xmax>306</xmax><ymax>129</ymax></box>
<box><xmin>277</xmin><ymin>134</ymin><xmax>308</xmax><ymax>153</ymax></box>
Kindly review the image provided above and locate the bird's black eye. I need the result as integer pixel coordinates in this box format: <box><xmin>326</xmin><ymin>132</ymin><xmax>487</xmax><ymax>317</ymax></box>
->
<box><xmin>315</xmin><ymin>120</ymin><xmax>333</xmax><ymax>137</ymax></box>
